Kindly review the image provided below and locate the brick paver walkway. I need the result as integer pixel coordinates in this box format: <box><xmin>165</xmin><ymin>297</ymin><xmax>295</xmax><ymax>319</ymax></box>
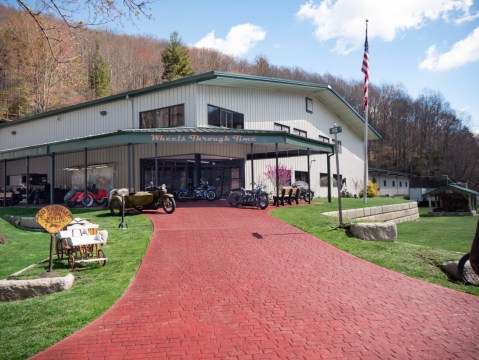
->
<box><xmin>33</xmin><ymin>201</ymin><xmax>479</xmax><ymax>359</ymax></box>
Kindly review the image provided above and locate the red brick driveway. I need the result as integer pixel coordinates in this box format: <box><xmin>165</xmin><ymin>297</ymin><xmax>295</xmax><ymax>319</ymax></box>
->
<box><xmin>33</xmin><ymin>201</ymin><xmax>479</xmax><ymax>359</ymax></box>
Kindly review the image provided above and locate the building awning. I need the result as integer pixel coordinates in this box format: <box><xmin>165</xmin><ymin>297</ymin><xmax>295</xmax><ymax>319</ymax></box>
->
<box><xmin>424</xmin><ymin>184</ymin><xmax>479</xmax><ymax>197</ymax></box>
<box><xmin>0</xmin><ymin>127</ymin><xmax>334</xmax><ymax>160</ymax></box>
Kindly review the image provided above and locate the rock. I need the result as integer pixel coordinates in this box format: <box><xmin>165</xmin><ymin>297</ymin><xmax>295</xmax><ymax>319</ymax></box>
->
<box><xmin>441</xmin><ymin>260</ymin><xmax>461</xmax><ymax>281</ymax></box>
<box><xmin>350</xmin><ymin>222</ymin><xmax>397</xmax><ymax>241</ymax></box>
<box><xmin>0</xmin><ymin>274</ymin><xmax>75</xmax><ymax>302</ymax></box>
<box><xmin>441</xmin><ymin>259</ymin><xmax>479</xmax><ymax>285</ymax></box>
<box><xmin>19</xmin><ymin>217</ymin><xmax>44</xmax><ymax>231</ymax></box>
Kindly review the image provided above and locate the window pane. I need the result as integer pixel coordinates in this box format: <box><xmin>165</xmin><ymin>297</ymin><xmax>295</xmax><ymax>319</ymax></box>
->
<box><xmin>170</xmin><ymin>105</ymin><xmax>184</xmax><ymax>127</ymax></box>
<box><xmin>233</xmin><ymin>112</ymin><xmax>244</xmax><ymax>129</ymax></box>
<box><xmin>140</xmin><ymin>111</ymin><xmax>154</xmax><ymax>128</ymax></box>
<box><xmin>156</xmin><ymin>108</ymin><xmax>168</xmax><ymax>127</ymax></box>
<box><xmin>208</xmin><ymin>105</ymin><xmax>220</xmax><ymax>127</ymax></box>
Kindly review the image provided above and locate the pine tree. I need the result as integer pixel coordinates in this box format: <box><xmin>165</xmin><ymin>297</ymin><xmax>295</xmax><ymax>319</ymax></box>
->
<box><xmin>89</xmin><ymin>38</ymin><xmax>111</xmax><ymax>98</ymax></box>
<box><xmin>161</xmin><ymin>32</ymin><xmax>193</xmax><ymax>82</ymax></box>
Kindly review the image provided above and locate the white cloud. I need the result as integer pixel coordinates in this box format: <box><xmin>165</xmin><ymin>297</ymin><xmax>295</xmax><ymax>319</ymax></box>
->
<box><xmin>194</xmin><ymin>23</ymin><xmax>266</xmax><ymax>57</ymax></box>
<box><xmin>296</xmin><ymin>0</ymin><xmax>473</xmax><ymax>55</ymax></box>
<box><xmin>420</xmin><ymin>26</ymin><xmax>479</xmax><ymax>71</ymax></box>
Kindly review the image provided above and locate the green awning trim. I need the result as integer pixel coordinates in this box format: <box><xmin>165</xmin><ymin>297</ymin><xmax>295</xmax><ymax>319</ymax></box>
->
<box><xmin>0</xmin><ymin>127</ymin><xmax>334</xmax><ymax>160</ymax></box>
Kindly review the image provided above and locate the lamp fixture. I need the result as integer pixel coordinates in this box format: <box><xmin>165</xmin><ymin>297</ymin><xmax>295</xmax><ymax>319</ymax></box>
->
<box><xmin>10</xmin><ymin>130</ymin><xmax>16</xmax><ymax>135</ymax></box>
<box><xmin>100</xmin><ymin>110</ymin><xmax>107</xmax><ymax>116</ymax></box>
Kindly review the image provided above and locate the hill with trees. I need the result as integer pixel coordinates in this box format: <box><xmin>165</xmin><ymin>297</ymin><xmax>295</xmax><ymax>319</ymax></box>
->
<box><xmin>0</xmin><ymin>4</ymin><xmax>477</xmax><ymax>189</ymax></box>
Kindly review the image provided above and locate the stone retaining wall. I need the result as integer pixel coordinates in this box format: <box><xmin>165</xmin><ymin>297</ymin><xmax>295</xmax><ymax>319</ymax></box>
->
<box><xmin>324</xmin><ymin>202</ymin><xmax>419</xmax><ymax>223</ymax></box>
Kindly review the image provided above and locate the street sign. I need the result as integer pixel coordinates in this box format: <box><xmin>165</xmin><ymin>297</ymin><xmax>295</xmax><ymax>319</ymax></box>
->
<box><xmin>329</xmin><ymin>126</ymin><xmax>342</xmax><ymax>135</ymax></box>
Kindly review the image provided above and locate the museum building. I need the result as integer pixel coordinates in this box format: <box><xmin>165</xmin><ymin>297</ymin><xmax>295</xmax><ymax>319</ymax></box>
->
<box><xmin>0</xmin><ymin>71</ymin><xmax>380</xmax><ymax>204</ymax></box>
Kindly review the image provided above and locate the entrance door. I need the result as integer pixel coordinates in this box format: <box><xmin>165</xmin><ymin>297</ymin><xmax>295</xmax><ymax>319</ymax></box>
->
<box><xmin>140</xmin><ymin>158</ymin><xmax>244</xmax><ymax>197</ymax></box>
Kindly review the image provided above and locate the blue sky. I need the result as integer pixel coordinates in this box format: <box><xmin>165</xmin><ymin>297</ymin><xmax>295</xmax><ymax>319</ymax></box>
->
<box><xmin>15</xmin><ymin>0</ymin><xmax>479</xmax><ymax>133</ymax></box>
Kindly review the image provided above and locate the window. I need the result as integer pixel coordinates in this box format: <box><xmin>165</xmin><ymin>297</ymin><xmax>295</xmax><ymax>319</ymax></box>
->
<box><xmin>333</xmin><ymin>139</ymin><xmax>342</xmax><ymax>153</ymax></box>
<box><xmin>383</xmin><ymin>180</ymin><xmax>387</xmax><ymax>187</ymax></box>
<box><xmin>140</xmin><ymin>104</ymin><xmax>185</xmax><ymax>128</ymax></box>
<box><xmin>320</xmin><ymin>173</ymin><xmax>329</xmax><ymax>186</ymax></box>
<box><xmin>392</xmin><ymin>180</ymin><xmax>396</xmax><ymax>187</ymax></box>
<box><xmin>207</xmin><ymin>105</ymin><xmax>244</xmax><ymax>129</ymax></box>
<box><xmin>306</xmin><ymin>97</ymin><xmax>313</xmax><ymax>113</ymax></box>
<box><xmin>318</xmin><ymin>135</ymin><xmax>330</xmax><ymax>143</ymax></box>
<box><xmin>295</xmin><ymin>171</ymin><xmax>309</xmax><ymax>183</ymax></box>
<box><xmin>399</xmin><ymin>181</ymin><xmax>402</xmax><ymax>187</ymax></box>
<box><xmin>293</xmin><ymin>128</ymin><xmax>307</xmax><ymax>137</ymax></box>
<box><xmin>405</xmin><ymin>181</ymin><xmax>408</xmax><ymax>187</ymax></box>
<box><xmin>332</xmin><ymin>174</ymin><xmax>344</xmax><ymax>188</ymax></box>
<box><xmin>274</xmin><ymin>123</ymin><xmax>290</xmax><ymax>133</ymax></box>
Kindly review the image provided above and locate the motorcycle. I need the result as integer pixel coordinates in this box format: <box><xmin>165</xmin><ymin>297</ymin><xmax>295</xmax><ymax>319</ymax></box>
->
<box><xmin>108</xmin><ymin>183</ymin><xmax>176</xmax><ymax>215</ymax></box>
<box><xmin>144</xmin><ymin>183</ymin><xmax>176</xmax><ymax>214</ymax></box>
<box><xmin>64</xmin><ymin>183</ymin><xmax>108</xmax><ymax>208</ymax></box>
<box><xmin>175</xmin><ymin>179</ymin><xmax>217</xmax><ymax>202</ymax></box>
<box><xmin>291</xmin><ymin>181</ymin><xmax>314</xmax><ymax>202</ymax></box>
<box><xmin>227</xmin><ymin>183</ymin><xmax>269</xmax><ymax>210</ymax></box>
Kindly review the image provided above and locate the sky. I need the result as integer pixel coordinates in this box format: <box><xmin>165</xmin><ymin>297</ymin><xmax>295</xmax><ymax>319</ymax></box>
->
<box><xmin>14</xmin><ymin>0</ymin><xmax>479</xmax><ymax>133</ymax></box>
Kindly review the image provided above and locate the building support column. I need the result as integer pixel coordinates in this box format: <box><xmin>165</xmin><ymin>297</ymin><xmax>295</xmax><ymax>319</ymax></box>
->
<box><xmin>195</xmin><ymin>154</ymin><xmax>201</xmax><ymax>186</ymax></box>
<box><xmin>250</xmin><ymin>143</ymin><xmax>254</xmax><ymax>190</ymax></box>
<box><xmin>2</xmin><ymin>159</ymin><xmax>6</xmax><ymax>208</ymax></box>
<box><xmin>154</xmin><ymin>143</ymin><xmax>158</xmax><ymax>187</ymax></box>
<box><xmin>275</xmin><ymin>143</ymin><xmax>279</xmax><ymax>207</ymax></box>
<box><xmin>307</xmin><ymin>149</ymin><xmax>311</xmax><ymax>204</ymax></box>
<box><xmin>128</xmin><ymin>143</ymin><xmax>132</xmax><ymax>192</ymax></box>
<box><xmin>84</xmin><ymin>148</ymin><xmax>88</xmax><ymax>201</ymax></box>
<box><xmin>50</xmin><ymin>153</ymin><xmax>55</xmax><ymax>204</ymax></box>
<box><xmin>327</xmin><ymin>154</ymin><xmax>332</xmax><ymax>203</ymax></box>
<box><xmin>25</xmin><ymin>156</ymin><xmax>30</xmax><ymax>208</ymax></box>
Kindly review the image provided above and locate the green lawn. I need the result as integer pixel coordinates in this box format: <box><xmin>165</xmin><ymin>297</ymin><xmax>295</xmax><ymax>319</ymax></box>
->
<box><xmin>0</xmin><ymin>208</ymin><xmax>152</xmax><ymax>360</ymax></box>
<box><xmin>271</xmin><ymin>197</ymin><xmax>479</xmax><ymax>297</ymax></box>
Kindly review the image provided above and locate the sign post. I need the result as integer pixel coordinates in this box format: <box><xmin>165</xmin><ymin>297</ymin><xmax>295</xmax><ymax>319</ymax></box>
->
<box><xmin>329</xmin><ymin>125</ymin><xmax>343</xmax><ymax>226</ymax></box>
<box><xmin>35</xmin><ymin>205</ymin><xmax>74</xmax><ymax>272</ymax></box>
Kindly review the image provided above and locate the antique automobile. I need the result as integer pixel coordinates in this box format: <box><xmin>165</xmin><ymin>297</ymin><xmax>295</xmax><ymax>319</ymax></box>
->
<box><xmin>108</xmin><ymin>183</ymin><xmax>176</xmax><ymax>215</ymax></box>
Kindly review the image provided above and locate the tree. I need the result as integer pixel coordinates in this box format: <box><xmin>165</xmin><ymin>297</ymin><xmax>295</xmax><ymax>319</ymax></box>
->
<box><xmin>89</xmin><ymin>38</ymin><xmax>111</xmax><ymax>98</ymax></box>
<box><xmin>161</xmin><ymin>32</ymin><xmax>193</xmax><ymax>82</ymax></box>
<box><xmin>14</xmin><ymin>0</ymin><xmax>155</xmax><ymax>62</ymax></box>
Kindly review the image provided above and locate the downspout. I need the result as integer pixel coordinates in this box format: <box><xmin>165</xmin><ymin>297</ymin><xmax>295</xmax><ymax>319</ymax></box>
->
<box><xmin>307</xmin><ymin>149</ymin><xmax>311</xmax><ymax>204</ymax></box>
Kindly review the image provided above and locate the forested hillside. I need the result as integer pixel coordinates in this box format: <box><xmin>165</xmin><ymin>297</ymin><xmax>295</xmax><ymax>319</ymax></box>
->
<box><xmin>1</xmin><ymin>5</ymin><xmax>477</xmax><ymax>188</ymax></box>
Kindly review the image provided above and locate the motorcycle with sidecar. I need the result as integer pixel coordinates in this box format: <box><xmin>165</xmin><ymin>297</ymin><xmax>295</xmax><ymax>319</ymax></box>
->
<box><xmin>108</xmin><ymin>183</ymin><xmax>176</xmax><ymax>215</ymax></box>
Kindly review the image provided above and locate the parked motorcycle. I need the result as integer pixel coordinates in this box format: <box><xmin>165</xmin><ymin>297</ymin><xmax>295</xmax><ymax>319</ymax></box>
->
<box><xmin>144</xmin><ymin>183</ymin><xmax>176</xmax><ymax>214</ymax></box>
<box><xmin>292</xmin><ymin>181</ymin><xmax>314</xmax><ymax>202</ymax></box>
<box><xmin>227</xmin><ymin>183</ymin><xmax>269</xmax><ymax>210</ymax></box>
<box><xmin>175</xmin><ymin>179</ymin><xmax>217</xmax><ymax>201</ymax></box>
<box><xmin>64</xmin><ymin>183</ymin><xmax>108</xmax><ymax>208</ymax></box>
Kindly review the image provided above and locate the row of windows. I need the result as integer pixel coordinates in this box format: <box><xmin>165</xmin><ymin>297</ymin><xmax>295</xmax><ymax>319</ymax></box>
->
<box><xmin>383</xmin><ymin>180</ymin><xmax>408</xmax><ymax>187</ymax></box>
<box><xmin>140</xmin><ymin>96</ymin><xmax>314</xmax><ymax>131</ymax></box>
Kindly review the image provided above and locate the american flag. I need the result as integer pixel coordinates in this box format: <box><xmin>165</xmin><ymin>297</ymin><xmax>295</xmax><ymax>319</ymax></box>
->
<box><xmin>361</xmin><ymin>24</ymin><xmax>369</xmax><ymax>114</ymax></box>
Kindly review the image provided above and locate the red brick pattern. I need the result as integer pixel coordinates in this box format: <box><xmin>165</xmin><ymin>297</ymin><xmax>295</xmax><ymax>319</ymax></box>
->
<box><xmin>32</xmin><ymin>201</ymin><xmax>479</xmax><ymax>359</ymax></box>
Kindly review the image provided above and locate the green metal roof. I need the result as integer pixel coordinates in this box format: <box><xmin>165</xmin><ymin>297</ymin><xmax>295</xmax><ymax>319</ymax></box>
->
<box><xmin>0</xmin><ymin>127</ymin><xmax>334</xmax><ymax>160</ymax></box>
<box><xmin>424</xmin><ymin>183</ymin><xmax>479</xmax><ymax>197</ymax></box>
<box><xmin>0</xmin><ymin>71</ymin><xmax>381</xmax><ymax>140</ymax></box>
<box><xmin>369</xmin><ymin>167</ymin><xmax>414</xmax><ymax>177</ymax></box>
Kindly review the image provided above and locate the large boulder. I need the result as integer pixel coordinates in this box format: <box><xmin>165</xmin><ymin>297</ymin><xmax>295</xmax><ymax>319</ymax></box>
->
<box><xmin>442</xmin><ymin>259</ymin><xmax>479</xmax><ymax>286</ymax></box>
<box><xmin>0</xmin><ymin>274</ymin><xmax>75</xmax><ymax>302</ymax></box>
<box><xmin>350</xmin><ymin>222</ymin><xmax>397</xmax><ymax>241</ymax></box>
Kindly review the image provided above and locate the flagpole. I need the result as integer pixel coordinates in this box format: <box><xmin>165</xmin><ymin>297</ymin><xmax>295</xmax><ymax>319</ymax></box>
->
<box><xmin>362</xmin><ymin>19</ymin><xmax>369</xmax><ymax>205</ymax></box>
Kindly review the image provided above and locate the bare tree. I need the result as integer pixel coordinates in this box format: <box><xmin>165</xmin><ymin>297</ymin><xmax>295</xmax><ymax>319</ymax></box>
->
<box><xmin>13</xmin><ymin>0</ymin><xmax>155</xmax><ymax>61</ymax></box>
